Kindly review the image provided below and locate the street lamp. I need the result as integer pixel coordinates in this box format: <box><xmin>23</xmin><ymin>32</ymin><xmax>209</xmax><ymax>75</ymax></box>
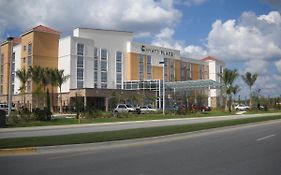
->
<box><xmin>7</xmin><ymin>37</ymin><xmax>14</xmax><ymax>118</ymax></box>
<box><xmin>159</xmin><ymin>60</ymin><xmax>165</xmax><ymax>115</ymax></box>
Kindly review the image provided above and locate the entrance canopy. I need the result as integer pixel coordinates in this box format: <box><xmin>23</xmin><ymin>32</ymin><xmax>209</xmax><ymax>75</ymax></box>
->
<box><xmin>166</xmin><ymin>79</ymin><xmax>221</xmax><ymax>90</ymax></box>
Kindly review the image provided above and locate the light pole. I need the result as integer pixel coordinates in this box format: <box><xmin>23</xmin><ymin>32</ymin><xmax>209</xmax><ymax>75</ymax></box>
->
<box><xmin>7</xmin><ymin>37</ymin><xmax>14</xmax><ymax>118</ymax></box>
<box><xmin>159</xmin><ymin>60</ymin><xmax>165</xmax><ymax>115</ymax></box>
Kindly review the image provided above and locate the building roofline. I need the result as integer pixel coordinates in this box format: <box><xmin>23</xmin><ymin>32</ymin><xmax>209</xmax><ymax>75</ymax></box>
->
<box><xmin>76</xmin><ymin>27</ymin><xmax>133</xmax><ymax>34</ymax></box>
<box><xmin>21</xmin><ymin>25</ymin><xmax>60</xmax><ymax>37</ymax></box>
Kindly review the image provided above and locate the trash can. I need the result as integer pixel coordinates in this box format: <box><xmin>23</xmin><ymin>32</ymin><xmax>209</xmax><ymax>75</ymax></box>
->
<box><xmin>0</xmin><ymin>109</ymin><xmax>6</xmax><ymax>127</ymax></box>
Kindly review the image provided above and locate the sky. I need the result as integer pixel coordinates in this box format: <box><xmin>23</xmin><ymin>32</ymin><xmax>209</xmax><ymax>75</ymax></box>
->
<box><xmin>0</xmin><ymin>0</ymin><xmax>281</xmax><ymax>98</ymax></box>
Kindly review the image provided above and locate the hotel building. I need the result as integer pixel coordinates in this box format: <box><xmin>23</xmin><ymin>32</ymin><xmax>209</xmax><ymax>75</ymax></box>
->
<box><xmin>0</xmin><ymin>25</ymin><xmax>224</xmax><ymax>111</ymax></box>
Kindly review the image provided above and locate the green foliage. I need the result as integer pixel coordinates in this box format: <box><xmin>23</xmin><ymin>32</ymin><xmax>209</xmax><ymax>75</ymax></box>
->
<box><xmin>32</xmin><ymin>108</ymin><xmax>52</xmax><ymax>121</ymax></box>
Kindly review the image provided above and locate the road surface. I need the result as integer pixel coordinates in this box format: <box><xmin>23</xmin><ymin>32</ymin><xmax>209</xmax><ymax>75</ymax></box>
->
<box><xmin>0</xmin><ymin>119</ymin><xmax>281</xmax><ymax>175</ymax></box>
<box><xmin>0</xmin><ymin>113</ymin><xmax>280</xmax><ymax>138</ymax></box>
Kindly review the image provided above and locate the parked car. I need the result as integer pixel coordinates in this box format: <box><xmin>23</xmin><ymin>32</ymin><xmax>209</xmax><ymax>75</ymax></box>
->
<box><xmin>191</xmin><ymin>104</ymin><xmax>211</xmax><ymax>112</ymax></box>
<box><xmin>113</xmin><ymin>104</ymin><xmax>136</xmax><ymax>116</ymax></box>
<box><xmin>234</xmin><ymin>104</ymin><xmax>250</xmax><ymax>111</ymax></box>
<box><xmin>139</xmin><ymin>106</ymin><xmax>158</xmax><ymax>113</ymax></box>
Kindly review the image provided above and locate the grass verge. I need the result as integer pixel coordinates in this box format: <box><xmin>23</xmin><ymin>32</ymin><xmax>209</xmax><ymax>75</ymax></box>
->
<box><xmin>1</xmin><ymin>115</ymin><xmax>281</xmax><ymax>149</ymax></box>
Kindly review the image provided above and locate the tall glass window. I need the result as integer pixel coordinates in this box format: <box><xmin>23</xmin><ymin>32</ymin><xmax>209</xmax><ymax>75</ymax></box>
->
<box><xmin>139</xmin><ymin>54</ymin><xmax>144</xmax><ymax>80</ymax></box>
<box><xmin>181</xmin><ymin>64</ymin><xmax>186</xmax><ymax>80</ymax></box>
<box><xmin>187</xmin><ymin>63</ymin><xmax>191</xmax><ymax>80</ymax></box>
<box><xmin>147</xmin><ymin>55</ymin><xmax>152</xmax><ymax>79</ymax></box>
<box><xmin>28</xmin><ymin>44</ymin><xmax>32</xmax><ymax>55</ymax></box>
<box><xmin>116</xmin><ymin>51</ymin><xmax>123</xmax><ymax>89</ymax></box>
<box><xmin>170</xmin><ymin>59</ymin><xmax>174</xmax><ymax>81</ymax></box>
<box><xmin>100</xmin><ymin>49</ymin><xmax>108</xmax><ymax>88</ymax></box>
<box><xmin>199</xmin><ymin>65</ymin><xmax>203</xmax><ymax>79</ymax></box>
<box><xmin>164</xmin><ymin>58</ymin><xmax>168</xmax><ymax>81</ymax></box>
<box><xmin>77</xmin><ymin>43</ymin><xmax>84</xmax><ymax>88</ymax></box>
<box><xmin>93</xmin><ymin>48</ymin><xmax>99</xmax><ymax>88</ymax></box>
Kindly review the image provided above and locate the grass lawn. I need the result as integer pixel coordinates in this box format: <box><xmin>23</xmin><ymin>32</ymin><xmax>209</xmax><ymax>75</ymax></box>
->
<box><xmin>5</xmin><ymin>110</ymin><xmax>235</xmax><ymax>128</ymax></box>
<box><xmin>1</xmin><ymin>114</ymin><xmax>281</xmax><ymax>149</ymax></box>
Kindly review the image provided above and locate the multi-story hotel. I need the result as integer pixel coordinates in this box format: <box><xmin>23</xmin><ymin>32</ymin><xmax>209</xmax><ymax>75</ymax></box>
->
<box><xmin>0</xmin><ymin>25</ymin><xmax>224</xmax><ymax>112</ymax></box>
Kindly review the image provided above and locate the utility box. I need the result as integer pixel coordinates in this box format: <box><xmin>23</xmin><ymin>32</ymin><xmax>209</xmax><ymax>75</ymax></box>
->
<box><xmin>0</xmin><ymin>109</ymin><xmax>6</xmax><ymax>127</ymax></box>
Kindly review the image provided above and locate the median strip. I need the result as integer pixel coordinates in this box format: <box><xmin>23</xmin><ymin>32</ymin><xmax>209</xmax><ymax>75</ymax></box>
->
<box><xmin>0</xmin><ymin>115</ymin><xmax>281</xmax><ymax>150</ymax></box>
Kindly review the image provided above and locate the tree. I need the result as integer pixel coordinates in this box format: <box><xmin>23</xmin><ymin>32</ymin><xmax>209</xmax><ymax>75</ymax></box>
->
<box><xmin>218</xmin><ymin>68</ymin><xmax>239</xmax><ymax>112</ymax></box>
<box><xmin>15</xmin><ymin>68</ymin><xmax>30</xmax><ymax>108</ymax></box>
<box><xmin>242</xmin><ymin>72</ymin><xmax>258</xmax><ymax>108</ymax></box>
<box><xmin>48</xmin><ymin>68</ymin><xmax>58</xmax><ymax>112</ymax></box>
<box><xmin>231</xmin><ymin>85</ymin><xmax>240</xmax><ymax>103</ymax></box>
<box><xmin>29</xmin><ymin>66</ymin><xmax>43</xmax><ymax>108</ymax></box>
<box><xmin>54</xmin><ymin>69</ymin><xmax>70</xmax><ymax>113</ymax></box>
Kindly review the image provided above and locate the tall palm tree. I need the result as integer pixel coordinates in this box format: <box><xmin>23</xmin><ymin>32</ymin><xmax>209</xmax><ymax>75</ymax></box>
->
<box><xmin>231</xmin><ymin>85</ymin><xmax>240</xmax><ymax>103</ymax></box>
<box><xmin>218</xmin><ymin>68</ymin><xmax>239</xmax><ymax>112</ymax></box>
<box><xmin>49</xmin><ymin>68</ymin><xmax>58</xmax><ymax>112</ymax></box>
<box><xmin>29</xmin><ymin>66</ymin><xmax>43</xmax><ymax>108</ymax></box>
<box><xmin>242</xmin><ymin>72</ymin><xmax>258</xmax><ymax>108</ymax></box>
<box><xmin>41</xmin><ymin>67</ymin><xmax>51</xmax><ymax>107</ymax></box>
<box><xmin>54</xmin><ymin>69</ymin><xmax>70</xmax><ymax>113</ymax></box>
<box><xmin>15</xmin><ymin>68</ymin><xmax>30</xmax><ymax>108</ymax></box>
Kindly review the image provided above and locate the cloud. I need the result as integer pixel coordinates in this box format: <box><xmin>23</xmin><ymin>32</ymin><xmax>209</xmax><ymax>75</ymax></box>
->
<box><xmin>275</xmin><ymin>60</ymin><xmax>281</xmax><ymax>73</ymax></box>
<box><xmin>207</xmin><ymin>11</ymin><xmax>281</xmax><ymax>62</ymax></box>
<box><xmin>0</xmin><ymin>0</ymin><xmax>181</xmax><ymax>38</ymax></box>
<box><xmin>152</xmin><ymin>27</ymin><xmax>208</xmax><ymax>59</ymax></box>
<box><xmin>206</xmin><ymin>11</ymin><xmax>281</xmax><ymax>97</ymax></box>
<box><xmin>175</xmin><ymin>0</ymin><xmax>207</xmax><ymax>6</ymax></box>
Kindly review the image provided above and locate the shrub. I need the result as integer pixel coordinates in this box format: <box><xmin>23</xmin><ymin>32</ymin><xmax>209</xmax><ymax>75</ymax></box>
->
<box><xmin>33</xmin><ymin>108</ymin><xmax>52</xmax><ymax>121</ymax></box>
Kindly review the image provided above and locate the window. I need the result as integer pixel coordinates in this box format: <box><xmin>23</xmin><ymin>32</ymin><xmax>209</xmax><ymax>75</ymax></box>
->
<box><xmin>11</xmin><ymin>74</ymin><xmax>14</xmax><ymax>84</ymax></box>
<box><xmin>187</xmin><ymin>63</ymin><xmax>191</xmax><ymax>80</ymax></box>
<box><xmin>147</xmin><ymin>55</ymin><xmax>152</xmax><ymax>79</ymax></box>
<box><xmin>0</xmin><ymin>65</ymin><xmax>3</xmax><ymax>74</ymax></box>
<box><xmin>23</xmin><ymin>46</ymin><xmax>26</xmax><ymax>52</ymax></box>
<box><xmin>0</xmin><ymin>85</ymin><xmax>2</xmax><ymax>95</ymax></box>
<box><xmin>11</xmin><ymin>84</ymin><xmax>14</xmax><ymax>95</ymax></box>
<box><xmin>77</xmin><ymin>56</ymin><xmax>83</xmax><ymax>68</ymax></box>
<box><xmin>77</xmin><ymin>43</ymin><xmax>84</xmax><ymax>88</ymax></box>
<box><xmin>27</xmin><ymin>80</ymin><xmax>31</xmax><ymax>93</ymax></box>
<box><xmin>77</xmin><ymin>80</ymin><xmax>83</xmax><ymax>88</ymax></box>
<box><xmin>23</xmin><ymin>57</ymin><xmax>26</xmax><ymax>63</ymax></box>
<box><xmin>101</xmin><ymin>61</ymin><xmax>107</xmax><ymax>71</ymax></box>
<box><xmin>181</xmin><ymin>64</ymin><xmax>186</xmax><ymax>80</ymax></box>
<box><xmin>101</xmin><ymin>83</ymin><xmax>107</xmax><ymax>89</ymax></box>
<box><xmin>94</xmin><ymin>71</ymin><xmax>98</xmax><ymax>82</ymax></box>
<box><xmin>28</xmin><ymin>56</ymin><xmax>32</xmax><ymax>66</ymax></box>
<box><xmin>12</xmin><ymin>52</ymin><xmax>15</xmax><ymax>62</ymax></box>
<box><xmin>170</xmin><ymin>59</ymin><xmax>174</xmax><ymax>81</ymax></box>
<box><xmin>139</xmin><ymin>54</ymin><xmax>144</xmax><ymax>80</ymax></box>
<box><xmin>101</xmin><ymin>72</ymin><xmax>107</xmax><ymax>83</ymax></box>
<box><xmin>77</xmin><ymin>69</ymin><xmax>83</xmax><ymax>79</ymax></box>
<box><xmin>77</xmin><ymin>43</ymin><xmax>84</xmax><ymax>56</ymax></box>
<box><xmin>28</xmin><ymin>44</ymin><xmax>32</xmax><ymax>55</ymax></box>
<box><xmin>199</xmin><ymin>65</ymin><xmax>203</xmax><ymax>79</ymax></box>
<box><xmin>101</xmin><ymin>49</ymin><xmax>107</xmax><ymax>60</ymax></box>
<box><xmin>100</xmin><ymin>49</ymin><xmax>108</xmax><ymax>88</ymax></box>
<box><xmin>0</xmin><ymin>75</ymin><xmax>3</xmax><ymax>84</ymax></box>
<box><xmin>164</xmin><ymin>58</ymin><xmax>168</xmax><ymax>81</ymax></box>
<box><xmin>116</xmin><ymin>51</ymin><xmax>123</xmax><ymax>89</ymax></box>
<box><xmin>0</xmin><ymin>54</ymin><xmax>3</xmax><ymax>64</ymax></box>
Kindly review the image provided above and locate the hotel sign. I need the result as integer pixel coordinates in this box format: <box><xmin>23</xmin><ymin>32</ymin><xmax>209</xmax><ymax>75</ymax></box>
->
<box><xmin>141</xmin><ymin>45</ymin><xmax>174</xmax><ymax>57</ymax></box>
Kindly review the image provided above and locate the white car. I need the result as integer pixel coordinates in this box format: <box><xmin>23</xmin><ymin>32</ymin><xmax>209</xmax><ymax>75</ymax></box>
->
<box><xmin>113</xmin><ymin>104</ymin><xmax>136</xmax><ymax>115</ymax></box>
<box><xmin>234</xmin><ymin>104</ymin><xmax>250</xmax><ymax>111</ymax></box>
<box><xmin>140</xmin><ymin>106</ymin><xmax>158</xmax><ymax>113</ymax></box>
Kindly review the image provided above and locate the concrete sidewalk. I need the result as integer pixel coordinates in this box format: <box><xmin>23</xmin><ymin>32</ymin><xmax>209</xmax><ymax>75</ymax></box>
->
<box><xmin>0</xmin><ymin>113</ymin><xmax>280</xmax><ymax>139</ymax></box>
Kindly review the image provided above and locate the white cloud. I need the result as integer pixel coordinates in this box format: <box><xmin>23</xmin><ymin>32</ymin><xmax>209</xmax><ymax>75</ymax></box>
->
<box><xmin>206</xmin><ymin>11</ymin><xmax>281</xmax><ymax>97</ymax></box>
<box><xmin>175</xmin><ymin>0</ymin><xmax>207</xmax><ymax>6</ymax></box>
<box><xmin>0</xmin><ymin>0</ymin><xmax>181</xmax><ymax>38</ymax></box>
<box><xmin>208</xmin><ymin>11</ymin><xmax>281</xmax><ymax>62</ymax></box>
<box><xmin>275</xmin><ymin>59</ymin><xmax>281</xmax><ymax>73</ymax></box>
<box><xmin>152</xmin><ymin>27</ymin><xmax>207</xmax><ymax>59</ymax></box>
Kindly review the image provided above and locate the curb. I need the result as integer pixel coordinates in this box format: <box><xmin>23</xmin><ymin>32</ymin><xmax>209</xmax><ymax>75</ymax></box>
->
<box><xmin>0</xmin><ymin>147</ymin><xmax>36</xmax><ymax>156</ymax></box>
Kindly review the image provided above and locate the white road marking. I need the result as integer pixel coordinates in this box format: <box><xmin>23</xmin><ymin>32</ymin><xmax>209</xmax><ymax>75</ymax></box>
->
<box><xmin>256</xmin><ymin>134</ymin><xmax>276</xmax><ymax>141</ymax></box>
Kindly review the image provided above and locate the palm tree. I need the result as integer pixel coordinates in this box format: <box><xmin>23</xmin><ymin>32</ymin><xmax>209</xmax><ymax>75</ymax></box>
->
<box><xmin>54</xmin><ymin>69</ymin><xmax>70</xmax><ymax>113</ymax></box>
<box><xmin>48</xmin><ymin>68</ymin><xmax>58</xmax><ymax>112</ymax></box>
<box><xmin>29</xmin><ymin>66</ymin><xmax>43</xmax><ymax>108</ymax></box>
<box><xmin>15</xmin><ymin>68</ymin><xmax>30</xmax><ymax>108</ymax></box>
<box><xmin>231</xmin><ymin>85</ymin><xmax>240</xmax><ymax>110</ymax></box>
<box><xmin>242</xmin><ymin>72</ymin><xmax>258</xmax><ymax>108</ymax></box>
<box><xmin>218</xmin><ymin>68</ymin><xmax>239</xmax><ymax>112</ymax></box>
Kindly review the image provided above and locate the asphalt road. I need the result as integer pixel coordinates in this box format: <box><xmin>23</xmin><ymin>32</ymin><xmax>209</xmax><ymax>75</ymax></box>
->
<box><xmin>1</xmin><ymin>120</ymin><xmax>281</xmax><ymax>175</ymax></box>
<box><xmin>0</xmin><ymin>112</ymin><xmax>280</xmax><ymax>139</ymax></box>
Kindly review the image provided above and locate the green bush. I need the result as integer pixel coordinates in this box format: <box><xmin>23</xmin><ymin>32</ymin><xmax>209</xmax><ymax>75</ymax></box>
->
<box><xmin>32</xmin><ymin>108</ymin><xmax>52</xmax><ymax>121</ymax></box>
